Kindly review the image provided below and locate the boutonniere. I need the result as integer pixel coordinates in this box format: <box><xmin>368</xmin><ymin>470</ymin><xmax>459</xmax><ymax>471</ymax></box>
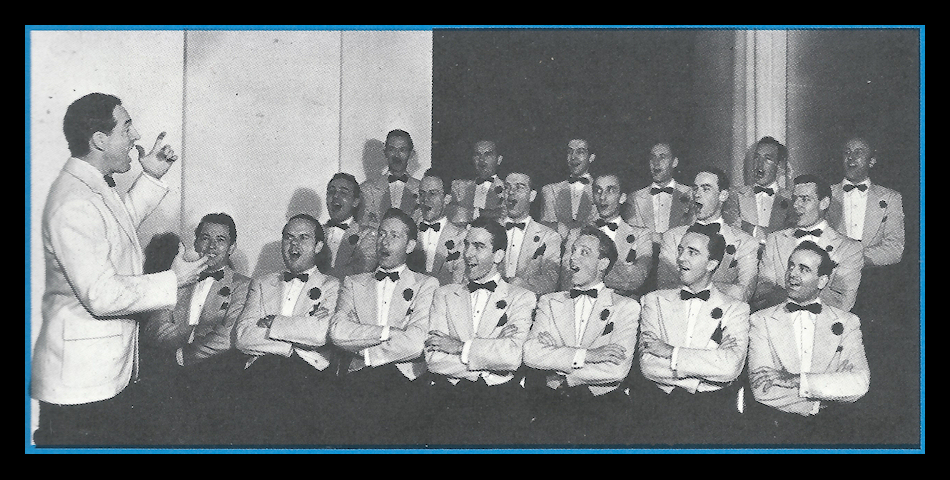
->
<box><xmin>494</xmin><ymin>185</ymin><xmax>503</xmax><ymax>195</ymax></box>
<box><xmin>710</xmin><ymin>322</ymin><xmax>724</xmax><ymax>344</ymax></box>
<box><xmin>836</xmin><ymin>345</ymin><xmax>843</xmax><ymax>352</ymax></box>
<box><xmin>445</xmin><ymin>240</ymin><xmax>455</xmax><ymax>251</ymax></box>
<box><xmin>780</xmin><ymin>199</ymin><xmax>788</xmax><ymax>209</ymax></box>
<box><xmin>729</xmin><ymin>259</ymin><xmax>738</xmax><ymax>268</ymax></box>
<box><xmin>446</xmin><ymin>251</ymin><xmax>460</xmax><ymax>262</ymax></box>
<box><xmin>309</xmin><ymin>287</ymin><xmax>322</xmax><ymax>300</ymax></box>
<box><xmin>496</xmin><ymin>300</ymin><xmax>507</xmax><ymax>309</ymax></box>
<box><xmin>533</xmin><ymin>235</ymin><xmax>541</xmax><ymax>243</ymax></box>
<box><xmin>601</xmin><ymin>321</ymin><xmax>614</xmax><ymax>336</ymax></box>
<box><xmin>832</xmin><ymin>322</ymin><xmax>844</xmax><ymax>336</ymax></box>
<box><xmin>219</xmin><ymin>301</ymin><xmax>230</xmax><ymax>311</ymax></box>
<box><xmin>625</xmin><ymin>249</ymin><xmax>636</xmax><ymax>263</ymax></box>
<box><xmin>711</xmin><ymin>307</ymin><xmax>723</xmax><ymax>319</ymax></box>
<box><xmin>600</xmin><ymin>309</ymin><xmax>610</xmax><ymax>321</ymax></box>
<box><xmin>403</xmin><ymin>288</ymin><xmax>414</xmax><ymax>301</ymax></box>
<box><xmin>825</xmin><ymin>245</ymin><xmax>834</xmax><ymax>253</ymax></box>
<box><xmin>348</xmin><ymin>234</ymin><xmax>359</xmax><ymax>245</ymax></box>
<box><xmin>218</xmin><ymin>286</ymin><xmax>231</xmax><ymax>297</ymax></box>
<box><xmin>879</xmin><ymin>200</ymin><xmax>887</xmax><ymax>208</ymax></box>
<box><xmin>496</xmin><ymin>313</ymin><xmax>508</xmax><ymax>327</ymax></box>
<box><xmin>725</xmin><ymin>244</ymin><xmax>736</xmax><ymax>255</ymax></box>
<box><xmin>532</xmin><ymin>243</ymin><xmax>546</xmax><ymax>259</ymax></box>
<box><xmin>626</xmin><ymin>234</ymin><xmax>636</xmax><ymax>244</ymax></box>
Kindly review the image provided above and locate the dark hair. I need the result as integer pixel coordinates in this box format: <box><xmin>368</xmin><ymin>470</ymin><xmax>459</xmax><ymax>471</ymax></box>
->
<box><xmin>386</xmin><ymin>129</ymin><xmax>414</xmax><ymax>151</ymax></box>
<box><xmin>756</xmin><ymin>136</ymin><xmax>788</xmax><ymax>165</ymax></box>
<box><xmin>843</xmin><ymin>135</ymin><xmax>875</xmax><ymax>157</ymax></box>
<box><xmin>422</xmin><ymin>168</ymin><xmax>449</xmax><ymax>194</ymax></box>
<box><xmin>592</xmin><ymin>168</ymin><xmax>626</xmax><ymax>193</ymax></box>
<box><xmin>143</xmin><ymin>232</ymin><xmax>181</xmax><ymax>274</ymax></box>
<box><xmin>329</xmin><ymin>172</ymin><xmax>361</xmax><ymax>200</ymax></box>
<box><xmin>685</xmin><ymin>224</ymin><xmax>727</xmax><ymax>265</ymax></box>
<box><xmin>195</xmin><ymin>213</ymin><xmax>237</xmax><ymax>246</ymax></box>
<box><xmin>792</xmin><ymin>240</ymin><xmax>837</xmax><ymax>277</ymax></box>
<box><xmin>63</xmin><ymin>93</ymin><xmax>122</xmax><ymax>158</ymax></box>
<box><xmin>381</xmin><ymin>207</ymin><xmax>418</xmax><ymax>241</ymax></box>
<box><xmin>503</xmin><ymin>167</ymin><xmax>533</xmax><ymax>190</ymax></box>
<box><xmin>794</xmin><ymin>174</ymin><xmax>831</xmax><ymax>202</ymax></box>
<box><xmin>696</xmin><ymin>165</ymin><xmax>730</xmax><ymax>191</ymax></box>
<box><xmin>470</xmin><ymin>216</ymin><xmax>507</xmax><ymax>252</ymax></box>
<box><xmin>578</xmin><ymin>225</ymin><xmax>618</xmax><ymax>276</ymax></box>
<box><xmin>284</xmin><ymin>213</ymin><xmax>326</xmax><ymax>242</ymax></box>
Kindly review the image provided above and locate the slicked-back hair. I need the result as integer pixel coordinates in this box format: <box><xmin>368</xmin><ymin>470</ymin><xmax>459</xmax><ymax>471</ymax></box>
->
<box><xmin>792</xmin><ymin>240</ymin><xmax>837</xmax><ymax>277</ymax></box>
<box><xmin>578</xmin><ymin>225</ymin><xmax>618</xmax><ymax>276</ymax></box>
<box><xmin>381</xmin><ymin>207</ymin><xmax>418</xmax><ymax>242</ymax></box>
<box><xmin>592</xmin><ymin>168</ymin><xmax>626</xmax><ymax>193</ymax></box>
<box><xmin>696</xmin><ymin>165</ymin><xmax>730</xmax><ymax>191</ymax></box>
<box><xmin>63</xmin><ymin>93</ymin><xmax>122</xmax><ymax>158</ymax></box>
<box><xmin>794</xmin><ymin>174</ymin><xmax>832</xmax><ymax>202</ymax></box>
<box><xmin>329</xmin><ymin>172</ymin><xmax>361</xmax><ymax>200</ymax></box>
<box><xmin>685</xmin><ymin>224</ymin><xmax>727</xmax><ymax>265</ymax></box>
<box><xmin>386</xmin><ymin>129</ymin><xmax>414</xmax><ymax>151</ymax></box>
<box><xmin>757</xmin><ymin>136</ymin><xmax>788</xmax><ymax>165</ymax></box>
<box><xmin>284</xmin><ymin>213</ymin><xmax>326</xmax><ymax>243</ymax></box>
<box><xmin>470</xmin><ymin>216</ymin><xmax>507</xmax><ymax>252</ymax></box>
<box><xmin>195</xmin><ymin>213</ymin><xmax>237</xmax><ymax>246</ymax></box>
<box><xmin>422</xmin><ymin>168</ymin><xmax>449</xmax><ymax>194</ymax></box>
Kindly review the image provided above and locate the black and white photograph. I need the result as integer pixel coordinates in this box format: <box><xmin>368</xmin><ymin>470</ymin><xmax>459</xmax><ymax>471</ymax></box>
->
<box><xmin>25</xmin><ymin>25</ymin><xmax>924</xmax><ymax>452</ymax></box>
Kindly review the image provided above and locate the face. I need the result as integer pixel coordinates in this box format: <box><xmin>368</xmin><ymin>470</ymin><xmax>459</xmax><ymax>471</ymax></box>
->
<box><xmin>676</xmin><ymin>232</ymin><xmax>717</xmax><ymax>289</ymax></box>
<box><xmin>593</xmin><ymin>175</ymin><xmax>625</xmax><ymax>219</ymax></box>
<box><xmin>568</xmin><ymin>234</ymin><xmax>607</xmax><ymax>288</ymax></box>
<box><xmin>649</xmin><ymin>143</ymin><xmax>678</xmax><ymax>184</ymax></box>
<box><xmin>785</xmin><ymin>249</ymin><xmax>829</xmax><ymax>303</ymax></box>
<box><xmin>281</xmin><ymin>218</ymin><xmax>322</xmax><ymax>273</ymax></box>
<box><xmin>472</xmin><ymin>140</ymin><xmax>502</xmax><ymax>179</ymax></box>
<box><xmin>384</xmin><ymin>135</ymin><xmax>412</xmax><ymax>175</ymax></box>
<box><xmin>752</xmin><ymin>142</ymin><xmax>780</xmax><ymax>186</ymax></box>
<box><xmin>503</xmin><ymin>172</ymin><xmax>535</xmax><ymax>220</ymax></box>
<box><xmin>842</xmin><ymin>138</ymin><xmax>876</xmax><ymax>183</ymax></box>
<box><xmin>326</xmin><ymin>177</ymin><xmax>360</xmax><ymax>222</ymax></box>
<box><xmin>692</xmin><ymin>171</ymin><xmax>727</xmax><ymax>222</ymax></box>
<box><xmin>376</xmin><ymin>217</ymin><xmax>415</xmax><ymax>270</ymax></box>
<box><xmin>567</xmin><ymin>139</ymin><xmax>594</xmax><ymax>177</ymax></box>
<box><xmin>792</xmin><ymin>182</ymin><xmax>828</xmax><ymax>227</ymax></box>
<box><xmin>418</xmin><ymin>176</ymin><xmax>448</xmax><ymax>222</ymax></box>
<box><xmin>463</xmin><ymin>226</ymin><xmax>503</xmax><ymax>282</ymax></box>
<box><xmin>100</xmin><ymin>105</ymin><xmax>141</xmax><ymax>174</ymax></box>
<box><xmin>194</xmin><ymin>222</ymin><xmax>235</xmax><ymax>272</ymax></box>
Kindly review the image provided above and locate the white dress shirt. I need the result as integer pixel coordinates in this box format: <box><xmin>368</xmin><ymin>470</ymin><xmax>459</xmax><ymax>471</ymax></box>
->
<box><xmin>570</xmin><ymin>174</ymin><xmax>592</xmax><ymax>219</ymax></box>
<box><xmin>503</xmin><ymin>216</ymin><xmax>531</xmax><ymax>278</ymax></box>
<box><xmin>459</xmin><ymin>272</ymin><xmax>510</xmax><ymax>386</ymax></box>
<box><xmin>670</xmin><ymin>282</ymin><xmax>720</xmax><ymax>392</ymax></box>
<box><xmin>842</xmin><ymin>179</ymin><xmax>870</xmax><ymax>241</ymax></box>
<box><xmin>755</xmin><ymin>181</ymin><xmax>779</xmax><ymax>238</ymax></box>
<box><xmin>651</xmin><ymin>180</ymin><xmax>676</xmax><ymax>233</ymax></box>
<box><xmin>791</xmin><ymin>299</ymin><xmax>822</xmax><ymax>415</ymax></box>
<box><xmin>327</xmin><ymin>216</ymin><xmax>354</xmax><ymax>264</ymax></box>
<box><xmin>389</xmin><ymin>176</ymin><xmax>406</xmax><ymax>210</ymax></box>
<box><xmin>597</xmin><ymin>215</ymin><xmax>622</xmax><ymax>243</ymax></box>
<box><xmin>364</xmin><ymin>265</ymin><xmax>403</xmax><ymax>366</ymax></box>
<box><xmin>473</xmin><ymin>175</ymin><xmax>498</xmax><ymax>217</ymax></box>
<box><xmin>570</xmin><ymin>282</ymin><xmax>605</xmax><ymax>368</ymax></box>
<box><xmin>420</xmin><ymin>216</ymin><xmax>448</xmax><ymax>272</ymax></box>
<box><xmin>279</xmin><ymin>265</ymin><xmax>325</xmax><ymax>370</ymax></box>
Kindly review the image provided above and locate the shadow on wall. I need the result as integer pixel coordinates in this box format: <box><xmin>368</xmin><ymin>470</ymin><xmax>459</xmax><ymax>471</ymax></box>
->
<box><xmin>251</xmin><ymin>188</ymin><xmax>324</xmax><ymax>278</ymax></box>
<box><xmin>360</xmin><ymin>137</ymin><xmax>423</xmax><ymax>182</ymax></box>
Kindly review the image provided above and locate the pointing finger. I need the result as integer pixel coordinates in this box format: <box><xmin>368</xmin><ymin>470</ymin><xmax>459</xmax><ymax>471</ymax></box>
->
<box><xmin>150</xmin><ymin>132</ymin><xmax>167</xmax><ymax>155</ymax></box>
<box><xmin>135</xmin><ymin>145</ymin><xmax>145</xmax><ymax>159</ymax></box>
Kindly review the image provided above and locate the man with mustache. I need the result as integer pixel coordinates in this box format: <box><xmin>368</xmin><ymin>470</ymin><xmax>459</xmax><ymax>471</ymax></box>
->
<box><xmin>412</xmin><ymin>169</ymin><xmax>467</xmax><ymax>285</ymax></box>
<box><xmin>448</xmin><ymin>139</ymin><xmax>507</xmax><ymax>224</ymax></box>
<box><xmin>234</xmin><ymin>214</ymin><xmax>341</xmax><ymax>445</ymax></box>
<box><xmin>359</xmin><ymin>129</ymin><xmax>421</xmax><ymax>228</ymax></box>
<box><xmin>540</xmin><ymin>138</ymin><xmax>598</xmax><ymax>239</ymax></box>
<box><xmin>325</xmin><ymin>172</ymin><xmax>378</xmax><ymax>280</ymax></box>
<box><xmin>500</xmin><ymin>170</ymin><xmax>562</xmax><ymax>296</ymax></box>
<box><xmin>732</xmin><ymin>137</ymin><xmax>796</xmax><ymax>243</ymax></box>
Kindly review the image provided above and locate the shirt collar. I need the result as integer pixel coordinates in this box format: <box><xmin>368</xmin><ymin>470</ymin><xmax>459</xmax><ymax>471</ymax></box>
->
<box><xmin>471</xmin><ymin>271</ymin><xmax>503</xmax><ymax>286</ymax></box>
<box><xmin>682</xmin><ymin>282</ymin><xmax>713</xmax><ymax>294</ymax></box>
<box><xmin>504</xmin><ymin>215</ymin><xmax>532</xmax><ymax>226</ymax></box>
<box><xmin>378</xmin><ymin>264</ymin><xmax>407</xmax><ymax>275</ymax></box>
<box><xmin>652</xmin><ymin>179</ymin><xmax>676</xmax><ymax>189</ymax></box>
<box><xmin>697</xmin><ymin>216</ymin><xmax>724</xmax><ymax>227</ymax></box>
<box><xmin>573</xmin><ymin>281</ymin><xmax>605</xmax><ymax>292</ymax></box>
<box><xmin>756</xmin><ymin>181</ymin><xmax>779</xmax><ymax>191</ymax></box>
<box><xmin>801</xmin><ymin>219</ymin><xmax>829</xmax><ymax>231</ymax></box>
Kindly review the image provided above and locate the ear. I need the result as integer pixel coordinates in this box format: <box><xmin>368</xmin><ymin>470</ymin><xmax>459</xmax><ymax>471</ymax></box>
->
<box><xmin>497</xmin><ymin>155</ymin><xmax>504</xmax><ymax>167</ymax></box>
<box><xmin>705</xmin><ymin>257</ymin><xmax>721</xmax><ymax>274</ymax></box>
<box><xmin>405</xmin><ymin>238</ymin><xmax>417</xmax><ymax>255</ymax></box>
<box><xmin>671</xmin><ymin>157</ymin><xmax>679</xmax><ymax>169</ymax></box>
<box><xmin>90</xmin><ymin>131</ymin><xmax>109</xmax><ymax>152</ymax></box>
<box><xmin>226</xmin><ymin>241</ymin><xmax>237</xmax><ymax>257</ymax></box>
<box><xmin>588</xmin><ymin>153</ymin><xmax>596</xmax><ymax>164</ymax></box>
<box><xmin>618</xmin><ymin>192</ymin><xmax>627</xmax><ymax>205</ymax></box>
<box><xmin>492</xmin><ymin>248</ymin><xmax>506</xmax><ymax>265</ymax></box>
<box><xmin>817</xmin><ymin>274</ymin><xmax>830</xmax><ymax>291</ymax></box>
<box><xmin>868</xmin><ymin>156</ymin><xmax>877</xmax><ymax>169</ymax></box>
<box><xmin>443</xmin><ymin>193</ymin><xmax>453</xmax><ymax>209</ymax></box>
<box><xmin>819</xmin><ymin>195</ymin><xmax>831</xmax><ymax>212</ymax></box>
<box><xmin>529</xmin><ymin>190</ymin><xmax>537</xmax><ymax>203</ymax></box>
<box><xmin>597</xmin><ymin>255</ymin><xmax>610</xmax><ymax>275</ymax></box>
<box><xmin>718</xmin><ymin>189</ymin><xmax>730</xmax><ymax>204</ymax></box>
<box><xmin>313</xmin><ymin>240</ymin><xmax>325</xmax><ymax>255</ymax></box>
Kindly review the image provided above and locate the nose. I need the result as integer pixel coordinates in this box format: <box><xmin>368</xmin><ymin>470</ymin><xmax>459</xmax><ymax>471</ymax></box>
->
<box><xmin>130</xmin><ymin>126</ymin><xmax>141</xmax><ymax>142</ymax></box>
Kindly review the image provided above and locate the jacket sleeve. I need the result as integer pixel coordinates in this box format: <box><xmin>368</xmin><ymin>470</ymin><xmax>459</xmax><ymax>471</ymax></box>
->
<box><xmin>748</xmin><ymin>312</ymin><xmax>820</xmax><ymax>416</ymax></box>
<box><xmin>564</xmin><ymin>299</ymin><xmax>639</xmax><ymax>387</ymax></box>
<box><xmin>425</xmin><ymin>287</ymin><xmax>471</xmax><ymax>378</ymax></box>
<box><xmin>234</xmin><ymin>278</ymin><xmax>293</xmax><ymax>357</ymax></box>
<box><xmin>467</xmin><ymin>290</ymin><xmax>536</xmax><ymax>372</ymax></box>
<box><xmin>716</xmin><ymin>236</ymin><xmax>758</xmax><ymax>303</ymax></box>
<box><xmin>823</xmin><ymin>239</ymin><xmax>864</xmax><ymax>312</ymax></box>
<box><xmin>268</xmin><ymin>279</ymin><xmax>340</xmax><ymax>348</ymax></box>
<box><xmin>183</xmin><ymin>277</ymin><xmax>251</xmax><ymax>365</ymax></box>
<box><xmin>363</xmin><ymin>276</ymin><xmax>438</xmax><ymax>366</ymax></box>
<box><xmin>864</xmin><ymin>192</ymin><xmax>905</xmax><ymax>267</ymax></box>
<box><xmin>523</xmin><ymin>295</ymin><xmax>576</xmax><ymax>374</ymax></box>
<box><xmin>802</xmin><ymin>316</ymin><xmax>870</xmax><ymax>403</ymax></box>
<box><xmin>674</xmin><ymin>301</ymin><xmax>750</xmax><ymax>383</ymax></box>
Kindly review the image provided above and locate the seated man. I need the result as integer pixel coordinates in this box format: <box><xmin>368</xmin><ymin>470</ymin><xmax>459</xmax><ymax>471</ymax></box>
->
<box><xmin>747</xmin><ymin>241</ymin><xmax>870</xmax><ymax>444</ymax></box>
<box><xmin>754</xmin><ymin>175</ymin><xmax>864</xmax><ymax>312</ymax></box>
<box><xmin>329</xmin><ymin>208</ymin><xmax>439</xmax><ymax>445</ymax></box>
<box><xmin>413</xmin><ymin>169</ymin><xmax>467</xmax><ymax>285</ymax></box>
<box><xmin>639</xmin><ymin>225</ymin><xmax>751</xmax><ymax>445</ymax></box>
<box><xmin>233</xmin><ymin>214</ymin><xmax>341</xmax><ymax>445</ymax></box>
<box><xmin>539</xmin><ymin>137</ymin><xmax>597</xmax><ymax>239</ymax></box>
<box><xmin>732</xmin><ymin>137</ymin><xmax>795</xmax><ymax>243</ymax></box>
<box><xmin>500</xmin><ymin>170</ymin><xmax>562</xmax><ymax>296</ymax></box>
<box><xmin>424</xmin><ymin>216</ymin><xmax>538</xmax><ymax>445</ymax></box>
<box><xmin>658</xmin><ymin>166</ymin><xmax>759</xmax><ymax>303</ymax></box>
<box><xmin>448</xmin><ymin>139</ymin><xmax>507</xmax><ymax>224</ymax></box>
<box><xmin>141</xmin><ymin>213</ymin><xmax>251</xmax><ymax>444</ymax></box>
<box><xmin>524</xmin><ymin>226</ymin><xmax>640</xmax><ymax>445</ymax></box>
<box><xmin>359</xmin><ymin>129</ymin><xmax>421</xmax><ymax>228</ymax></box>
<box><xmin>560</xmin><ymin>170</ymin><xmax>654</xmax><ymax>298</ymax></box>
<box><xmin>325</xmin><ymin>172</ymin><xmax>378</xmax><ymax>280</ymax></box>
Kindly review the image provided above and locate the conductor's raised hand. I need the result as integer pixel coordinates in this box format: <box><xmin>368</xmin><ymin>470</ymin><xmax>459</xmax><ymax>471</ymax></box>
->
<box><xmin>171</xmin><ymin>242</ymin><xmax>211</xmax><ymax>288</ymax></box>
<box><xmin>136</xmin><ymin>132</ymin><xmax>179</xmax><ymax>179</ymax></box>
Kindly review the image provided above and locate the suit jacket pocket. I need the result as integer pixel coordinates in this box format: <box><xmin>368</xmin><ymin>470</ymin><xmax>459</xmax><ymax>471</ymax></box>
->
<box><xmin>62</xmin><ymin>334</ymin><xmax>125</xmax><ymax>387</ymax></box>
<box><xmin>62</xmin><ymin>308</ymin><xmax>124</xmax><ymax>340</ymax></box>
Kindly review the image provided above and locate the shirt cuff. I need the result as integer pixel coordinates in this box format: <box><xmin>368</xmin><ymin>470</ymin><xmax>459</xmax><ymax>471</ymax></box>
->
<box><xmin>380</xmin><ymin>325</ymin><xmax>391</xmax><ymax>342</ymax></box>
<box><xmin>176</xmin><ymin>348</ymin><xmax>184</xmax><ymax>367</ymax></box>
<box><xmin>799</xmin><ymin>371</ymin><xmax>810</xmax><ymax>398</ymax></box>
<box><xmin>572</xmin><ymin>349</ymin><xmax>587</xmax><ymax>369</ymax></box>
<box><xmin>461</xmin><ymin>340</ymin><xmax>472</xmax><ymax>365</ymax></box>
<box><xmin>670</xmin><ymin>346</ymin><xmax>680</xmax><ymax>372</ymax></box>
<box><xmin>141</xmin><ymin>169</ymin><xmax>169</xmax><ymax>187</ymax></box>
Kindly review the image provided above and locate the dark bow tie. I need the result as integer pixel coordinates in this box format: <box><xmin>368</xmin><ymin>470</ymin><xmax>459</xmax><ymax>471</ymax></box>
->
<box><xmin>650</xmin><ymin>186</ymin><xmax>674</xmax><ymax>195</ymax></box>
<box><xmin>568</xmin><ymin>176</ymin><xmax>590</xmax><ymax>185</ymax></box>
<box><xmin>595</xmin><ymin>218</ymin><xmax>619</xmax><ymax>231</ymax></box>
<box><xmin>375</xmin><ymin>270</ymin><xmax>400</xmax><ymax>282</ymax></box>
<box><xmin>753</xmin><ymin>185</ymin><xmax>775</xmax><ymax>196</ymax></box>
<box><xmin>786</xmin><ymin>302</ymin><xmax>822</xmax><ymax>314</ymax></box>
<box><xmin>505</xmin><ymin>221</ymin><xmax>526</xmax><ymax>231</ymax></box>
<box><xmin>103</xmin><ymin>175</ymin><xmax>116</xmax><ymax>188</ymax></box>
<box><xmin>843</xmin><ymin>183</ymin><xmax>868</xmax><ymax>193</ymax></box>
<box><xmin>680</xmin><ymin>289</ymin><xmax>711</xmax><ymax>301</ymax></box>
<box><xmin>326</xmin><ymin>220</ymin><xmax>349</xmax><ymax>231</ymax></box>
<box><xmin>388</xmin><ymin>173</ymin><xmax>409</xmax><ymax>184</ymax></box>
<box><xmin>198</xmin><ymin>269</ymin><xmax>224</xmax><ymax>282</ymax></box>
<box><xmin>283</xmin><ymin>271</ymin><xmax>309</xmax><ymax>283</ymax></box>
<box><xmin>794</xmin><ymin>228</ymin><xmax>823</xmax><ymax>239</ymax></box>
<box><xmin>467</xmin><ymin>280</ymin><xmax>497</xmax><ymax>293</ymax></box>
<box><xmin>570</xmin><ymin>288</ymin><xmax>598</xmax><ymax>299</ymax></box>
<box><xmin>691</xmin><ymin>221</ymin><xmax>722</xmax><ymax>236</ymax></box>
<box><xmin>476</xmin><ymin>177</ymin><xmax>494</xmax><ymax>185</ymax></box>
<box><xmin>419</xmin><ymin>221</ymin><xmax>441</xmax><ymax>233</ymax></box>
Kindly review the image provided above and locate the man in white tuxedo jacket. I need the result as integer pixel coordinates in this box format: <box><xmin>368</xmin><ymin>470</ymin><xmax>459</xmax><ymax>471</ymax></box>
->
<box><xmin>359</xmin><ymin>129</ymin><xmax>421</xmax><ymax>228</ymax></box>
<box><xmin>539</xmin><ymin>138</ymin><xmax>598</xmax><ymax>239</ymax></box>
<box><xmin>425</xmin><ymin>216</ymin><xmax>538</xmax><ymax>445</ymax></box>
<box><xmin>412</xmin><ymin>169</ymin><xmax>467</xmax><ymax>286</ymax></box>
<box><xmin>329</xmin><ymin>208</ymin><xmax>439</xmax><ymax>445</ymax></box>
<box><xmin>31</xmin><ymin>93</ymin><xmax>208</xmax><ymax>446</ymax></box>
<box><xmin>731</xmin><ymin>137</ymin><xmax>796</xmax><ymax>243</ymax></box>
<box><xmin>324</xmin><ymin>172</ymin><xmax>378</xmax><ymax>280</ymax></box>
<box><xmin>747</xmin><ymin>241</ymin><xmax>870</xmax><ymax>444</ymax></box>
<box><xmin>448</xmin><ymin>139</ymin><xmax>507</xmax><ymax>224</ymax></box>
<box><xmin>234</xmin><ymin>214</ymin><xmax>341</xmax><ymax>445</ymax></box>
<box><xmin>525</xmin><ymin>226</ymin><xmax>640</xmax><ymax>445</ymax></box>
<box><xmin>500</xmin><ymin>170</ymin><xmax>562</xmax><ymax>296</ymax></box>
<box><xmin>639</xmin><ymin>225</ymin><xmax>751</xmax><ymax>445</ymax></box>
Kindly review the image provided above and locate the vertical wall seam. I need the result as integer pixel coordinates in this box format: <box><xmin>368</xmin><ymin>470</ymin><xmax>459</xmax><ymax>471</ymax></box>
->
<box><xmin>338</xmin><ymin>31</ymin><xmax>344</xmax><ymax>175</ymax></box>
<box><xmin>180</xmin><ymin>29</ymin><xmax>189</xmax><ymax>237</ymax></box>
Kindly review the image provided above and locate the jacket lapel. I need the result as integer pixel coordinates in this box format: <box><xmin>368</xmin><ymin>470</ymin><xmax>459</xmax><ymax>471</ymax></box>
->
<box><xmin>549</xmin><ymin>293</ymin><xmax>577</xmax><ymax>347</ymax></box>
<box><xmin>739</xmin><ymin>190</ymin><xmax>758</xmax><ymax>225</ymax></box>
<box><xmin>576</xmin><ymin>187</ymin><xmax>593</xmax><ymax>222</ymax></box>
<box><xmin>449</xmin><ymin>286</ymin><xmax>474</xmax><ymax>340</ymax></box>
<box><xmin>669</xmin><ymin>184</ymin><xmax>691</xmax><ymax>228</ymax></box>
<box><xmin>486</xmin><ymin>177</ymin><xmax>505</xmax><ymax>209</ymax></box>
<box><xmin>555</xmin><ymin>184</ymin><xmax>572</xmax><ymax>222</ymax></box>
<box><xmin>517</xmin><ymin>221</ymin><xmax>542</xmax><ymax>271</ymax></box>
<box><xmin>828</xmin><ymin>184</ymin><xmax>845</xmax><ymax>231</ymax></box>
<box><xmin>65</xmin><ymin>159</ymin><xmax>141</xmax><ymax>254</ymax></box>
<box><xmin>353</xmin><ymin>274</ymin><xmax>378</xmax><ymax>325</ymax></box>
<box><xmin>810</xmin><ymin>306</ymin><xmax>842</xmax><ymax>373</ymax></box>
<box><xmin>690</xmin><ymin>288</ymin><xmax>726</xmax><ymax>347</ymax></box>
<box><xmin>768</xmin><ymin>190</ymin><xmax>791</xmax><ymax>230</ymax></box>
<box><xmin>387</xmin><ymin>270</ymin><xmax>415</xmax><ymax>328</ymax></box>
<box><xmin>580</xmin><ymin>289</ymin><xmax>615</xmax><ymax>348</ymax></box>
<box><xmin>769</xmin><ymin>307</ymin><xmax>801</xmax><ymax>371</ymax></box>
<box><xmin>636</xmin><ymin>191</ymin><xmax>655</xmax><ymax>230</ymax></box>
<box><xmin>477</xmin><ymin>281</ymin><xmax>509</xmax><ymax>337</ymax></box>
<box><xmin>334</xmin><ymin>224</ymin><xmax>360</xmax><ymax>268</ymax></box>
<box><xmin>863</xmin><ymin>184</ymin><xmax>885</xmax><ymax>241</ymax></box>
<box><xmin>656</xmin><ymin>293</ymin><xmax>686</xmax><ymax>347</ymax></box>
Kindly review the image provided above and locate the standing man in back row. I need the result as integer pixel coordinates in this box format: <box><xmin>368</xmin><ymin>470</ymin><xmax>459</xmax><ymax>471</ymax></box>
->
<box><xmin>540</xmin><ymin>137</ymin><xmax>597</xmax><ymax>239</ymax></box>
<box><xmin>360</xmin><ymin>129</ymin><xmax>421</xmax><ymax>228</ymax></box>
